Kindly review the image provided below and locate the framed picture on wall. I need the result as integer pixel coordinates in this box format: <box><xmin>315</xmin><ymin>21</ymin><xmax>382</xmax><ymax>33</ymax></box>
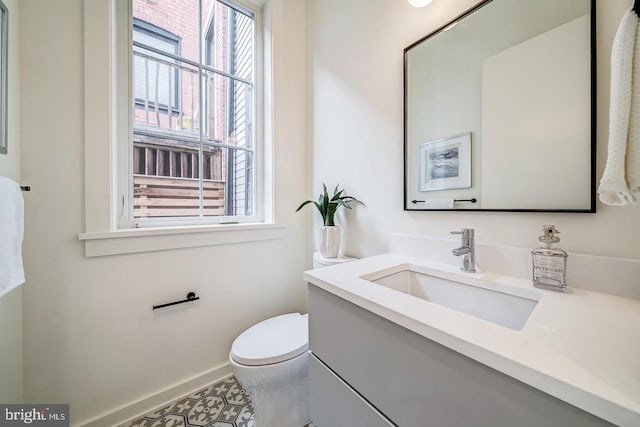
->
<box><xmin>0</xmin><ymin>0</ymin><xmax>7</xmax><ymax>155</ymax></box>
<box><xmin>418</xmin><ymin>133</ymin><xmax>471</xmax><ymax>192</ymax></box>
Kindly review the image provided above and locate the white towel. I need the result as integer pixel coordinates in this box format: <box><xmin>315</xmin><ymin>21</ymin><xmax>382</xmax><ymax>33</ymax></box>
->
<box><xmin>629</xmin><ymin>9</ymin><xmax>640</xmax><ymax>196</ymax></box>
<box><xmin>0</xmin><ymin>176</ymin><xmax>25</xmax><ymax>299</ymax></box>
<box><xmin>599</xmin><ymin>9</ymin><xmax>640</xmax><ymax>205</ymax></box>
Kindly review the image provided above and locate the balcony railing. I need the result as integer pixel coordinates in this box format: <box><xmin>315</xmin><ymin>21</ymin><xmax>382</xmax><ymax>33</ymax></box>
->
<box><xmin>133</xmin><ymin>136</ymin><xmax>224</xmax><ymax>180</ymax></box>
<box><xmin>133</xmin><ymin>50</ymin><xmax>200</xmax><ymax>135</ymax></box>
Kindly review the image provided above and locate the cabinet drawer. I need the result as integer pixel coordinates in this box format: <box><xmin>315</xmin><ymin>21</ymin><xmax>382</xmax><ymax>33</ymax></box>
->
<box><xmin>309</xmin><ymin>353</ymin><xmax>394</xmax><ymax>427</ymax></box>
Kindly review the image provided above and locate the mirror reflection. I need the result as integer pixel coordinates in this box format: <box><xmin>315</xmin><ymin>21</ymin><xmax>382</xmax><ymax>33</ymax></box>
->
<box><xmin>404</xmin><ymin>0</ymin><xmax>594</xmax><ymax>212</ymax></box>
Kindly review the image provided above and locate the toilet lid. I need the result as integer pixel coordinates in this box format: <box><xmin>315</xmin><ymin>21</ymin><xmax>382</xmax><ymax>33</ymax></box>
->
<box><xmin>230</xmin><ymin>313</ymin><xmax>309</xmax><ymax>366</ymax></box>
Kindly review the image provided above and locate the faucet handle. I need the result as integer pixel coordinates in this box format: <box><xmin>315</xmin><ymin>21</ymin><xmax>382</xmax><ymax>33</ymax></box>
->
<box><xmin>450</xmin><ymin>228</ymin><xmax>474</xmax><ymax>238</ymax></box>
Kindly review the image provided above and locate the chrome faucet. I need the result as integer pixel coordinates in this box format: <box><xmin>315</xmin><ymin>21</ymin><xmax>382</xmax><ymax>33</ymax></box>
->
<box><xmin>451</xmin><ymin>228</ymin><xmax>475</xmax><ymax>273</ymax></box>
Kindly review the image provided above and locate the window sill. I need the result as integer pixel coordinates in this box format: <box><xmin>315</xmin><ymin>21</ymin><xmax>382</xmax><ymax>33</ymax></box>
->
<box><xmin>78</xmin><ymin>223</ymin><xmax>286</xmax><ymax>257</ymax></box>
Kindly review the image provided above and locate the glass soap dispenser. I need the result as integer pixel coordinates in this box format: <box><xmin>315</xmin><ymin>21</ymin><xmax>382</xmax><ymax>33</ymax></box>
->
<box><xmin>531</xmin><ymin>225</ymin><xmax>568</xmax><ymax>291</ymax></box>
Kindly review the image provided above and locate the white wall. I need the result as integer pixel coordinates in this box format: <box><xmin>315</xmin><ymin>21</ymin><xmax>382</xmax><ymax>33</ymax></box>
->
<box><xmin>19</xmin><ymin>0</ymin><xmax>307</xmax><ymax>424</ymax></box>
<box><xmin>482</xmin><ymin>15</ymin><xmax>590</xmax><ymax>209</ymax></box>
<box><xmin>309</xmin><ymin>0</ymin><xmax>640</xmax><ymax>261</ymax></box>
<box><xmin>0</xmin><ymin>0</ymin><xmax>23</xmax><ymax>404</ymax></box>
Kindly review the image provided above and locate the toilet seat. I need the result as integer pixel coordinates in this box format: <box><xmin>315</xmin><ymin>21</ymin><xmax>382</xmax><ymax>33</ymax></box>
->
<box><xmin>230</xmin><ymin>313</ymin><xmax>308</xmax><ymax>366</ymax></box>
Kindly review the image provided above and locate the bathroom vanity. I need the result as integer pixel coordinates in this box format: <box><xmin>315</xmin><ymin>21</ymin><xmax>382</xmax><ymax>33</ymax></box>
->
<box><xmin>304</xmin><ymin>254</ymin><xmax>640</xmax><ymax>427</ymax></box>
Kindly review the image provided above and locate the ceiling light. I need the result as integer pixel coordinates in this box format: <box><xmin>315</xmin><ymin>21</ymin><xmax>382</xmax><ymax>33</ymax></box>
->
<box><xmin>408</xmin><ymin>0</ymin><xmax>434</xmax><ymax>7</ymax></box>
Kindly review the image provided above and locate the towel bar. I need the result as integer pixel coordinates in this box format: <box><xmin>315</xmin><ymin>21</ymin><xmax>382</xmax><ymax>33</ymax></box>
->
<box><xmin>411</xmin><ymin>198</ymin><xmax>477</xmax><ymax>204</ymax></box>
<box><xmin>153</xmin><ymin>292</ymin><xmax>200</xmax><ymax>310</ymax></box>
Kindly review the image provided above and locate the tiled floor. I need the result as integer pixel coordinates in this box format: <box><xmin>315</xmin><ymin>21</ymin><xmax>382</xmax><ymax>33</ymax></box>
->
<box><xmin>121</xmin><ymin>376</ymin><xmax>315</xmax><ymax>427</ymax></box>
<box><xmin>122</xmin><ymin>376</ymin><xmax>255</xmax><ymax>427</ymax></box>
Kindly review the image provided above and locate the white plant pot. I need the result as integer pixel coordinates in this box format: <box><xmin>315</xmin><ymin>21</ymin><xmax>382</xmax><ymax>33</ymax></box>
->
<box><xmin>320</xmin><ymin>226</ymin><xmax>341</xmax><ymax>258</ymax></box>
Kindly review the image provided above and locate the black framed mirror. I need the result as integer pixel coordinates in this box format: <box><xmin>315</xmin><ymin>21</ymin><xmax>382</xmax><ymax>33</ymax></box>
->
<box><xmin>404</xmin><ymin>0</ymin><xmax>596</xmax><ymax>212</ymax></box>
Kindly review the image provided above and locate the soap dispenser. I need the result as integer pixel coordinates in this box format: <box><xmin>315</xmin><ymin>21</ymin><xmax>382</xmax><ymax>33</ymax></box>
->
<box><xmin>531</xmin><ymin>225</ymin><xmax>568</xmax><ymax>291</ymax></box>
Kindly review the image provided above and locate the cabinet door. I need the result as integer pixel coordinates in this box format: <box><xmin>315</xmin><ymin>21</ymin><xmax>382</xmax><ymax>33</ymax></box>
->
<box><xmin>309</xmin><ymin>353</ymin><xmax>395</xmax><ymax>427</ymax></box>
<box><xmin>308</xmin><ymin>284</ymin><xmax>614</xmax><ymax>427</ymax></box>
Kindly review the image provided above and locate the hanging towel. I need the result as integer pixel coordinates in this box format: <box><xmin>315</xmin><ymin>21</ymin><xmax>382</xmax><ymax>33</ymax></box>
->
<box><xmin>0</xmin><ymin>176</ymin><xmax>25</xmax><ymax>299</ymax></box>
<box><xmin>599</xmin><ymin>9</ymin><xmax>640</xmax><ymax>205</ymax></box>
<box><xmin>629</xmin><ymin>10</ymin><xmax>640</xmax><ymax>196</ymax></box>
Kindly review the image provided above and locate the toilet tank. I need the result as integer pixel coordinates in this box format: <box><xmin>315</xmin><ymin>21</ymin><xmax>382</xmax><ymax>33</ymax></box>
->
<box><xmin>313</xmin><ymin>252</ymin><xmax>357</xmax><ymax>269</ymax></box>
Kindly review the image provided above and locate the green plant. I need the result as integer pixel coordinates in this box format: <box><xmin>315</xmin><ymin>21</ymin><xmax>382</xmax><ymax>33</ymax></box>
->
<box><xmin>296</xmin><ymin>183</ymin><xmax>363</xmax><ymax>226</ymax></box>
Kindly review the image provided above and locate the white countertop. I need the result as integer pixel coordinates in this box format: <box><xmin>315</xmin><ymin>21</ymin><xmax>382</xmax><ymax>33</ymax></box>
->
<box><xmin>303</xmin><ymin>253</ymin><xmax>640</xmax><ymax>426</ymax></box>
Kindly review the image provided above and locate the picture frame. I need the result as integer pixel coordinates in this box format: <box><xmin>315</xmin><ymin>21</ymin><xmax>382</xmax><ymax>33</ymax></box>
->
<box><xmin>0</xmin><ymin>0</ymin><xmax>7</xmax><ymax>155</ymax></box>
<box><xmin>418</xmin><ymin>133</ymin><xmax>471</xmax><ymax>192</ymax></box>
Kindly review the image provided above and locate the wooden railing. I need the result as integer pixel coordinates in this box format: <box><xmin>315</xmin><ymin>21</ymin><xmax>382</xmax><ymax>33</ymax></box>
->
<box><xmin>133</xmin><ymin>175</ymin><xmax>225</xmax><ymax>218</ymax></box>
<box><xmin>133</xmin><ymin>136</ymin><xmax>223</xmax><ymax>181</ymax></box>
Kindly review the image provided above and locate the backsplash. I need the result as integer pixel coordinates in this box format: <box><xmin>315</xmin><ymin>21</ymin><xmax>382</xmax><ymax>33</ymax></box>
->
<box><xmin>389</xmin><ymin>234</ymin><xmax>640</xmax><ymax>300</ymax></box>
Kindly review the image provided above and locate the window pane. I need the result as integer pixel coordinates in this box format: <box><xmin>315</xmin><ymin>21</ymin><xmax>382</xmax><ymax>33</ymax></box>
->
<box><xmin>203</xmin><ymin>71</ymin><xmax>253</xmax><ymax>149</ymax></box>
<box><xmin>228</xmin><ymin>149</ymin><xmax>253</xmax><ymax>216</ymax></box>
<box><xmin>132</xmin><ymin>0</ymin><xmax>200</xmax><ymax>63</ymax></box>
<box><xmin>130</xmin><ymin>0</ymin><xmax>255</xmax><ymax>223</ymax></box>
<box><xmin>133</xmin><ymin>149</ymin><xmax>206</xmax><ymax>219</ymax></box>
<box><xmin>203</xmin><ymin>146</ymin><xmax>254</xmax><ymax>216</ymax></box>
<box><xmin>132</xmin><ymin>23</ymin><xmax>179</xmax><ymax>111</ymax></box>
<box><xmin>133</xmin><ymin>49</ymin><xmax>178</xmax><ymax>110</ymax></box>
<box><xmin>203</xmin><ymin>0</ymin><xmax>254</xmax><ymax>81</ymax></box>
<box><xmin>133</xmin><ymin>60</ymin><xmax>200</xmax><ymax>136</ymax></box>
<box><xmin>133</xmin><ymin>28</ymin><xmax>176</xmax><ymax>54</ymax></box>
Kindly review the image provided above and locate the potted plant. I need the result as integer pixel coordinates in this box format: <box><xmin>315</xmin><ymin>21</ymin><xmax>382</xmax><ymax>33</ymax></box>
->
<box><xmin>296</xmin><ymin>183</ymin><xmax>363</xmax><ymax>258</ymax></box>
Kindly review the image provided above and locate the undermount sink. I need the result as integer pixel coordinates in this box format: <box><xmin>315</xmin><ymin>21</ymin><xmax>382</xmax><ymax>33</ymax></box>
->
<box><xmin>364</xmin><ymin>266</ymin><xmax>539</xmax><ymax>330</ymax></box>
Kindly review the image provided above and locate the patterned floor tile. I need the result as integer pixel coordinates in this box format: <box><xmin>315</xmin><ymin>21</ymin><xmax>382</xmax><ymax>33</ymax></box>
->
<box><xmin>121</xmin><ymin>376</ymin><xmax>316</xmax><ymax>427</ymax></box>
<box><xmin>122</xmin><ymin>377</ymin><xmax>255</xmax><ymax>427</ymax></box>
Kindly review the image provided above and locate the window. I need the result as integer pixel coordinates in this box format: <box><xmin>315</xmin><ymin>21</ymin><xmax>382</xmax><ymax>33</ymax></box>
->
<box><xmin>129</xmin><ymin>0</ymin><xmax>257</xmax><ymax>224</ymax></box>
<box><xmin>80</xmin><ymin>0</ymin><xmax>284</xmax><ymax>256</ymax></box>
<box><xmin>133</xmin><ymin>19</ymin><xmax>180</xmax><ymax>113</ymax></box>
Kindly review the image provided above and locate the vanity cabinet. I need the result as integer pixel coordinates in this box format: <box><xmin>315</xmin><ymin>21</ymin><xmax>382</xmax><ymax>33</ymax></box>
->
<box><xmin>307</xmin><ymin>284</ymin><xmax>613</xmax><ymax>427</ymax></box>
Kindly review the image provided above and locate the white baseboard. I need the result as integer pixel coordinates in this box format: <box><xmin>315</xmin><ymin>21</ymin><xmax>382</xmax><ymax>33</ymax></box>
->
<box><xmin>77</xmin><ymin>362</ymin><xmax>233</xmax><ymax>427</ymax></box>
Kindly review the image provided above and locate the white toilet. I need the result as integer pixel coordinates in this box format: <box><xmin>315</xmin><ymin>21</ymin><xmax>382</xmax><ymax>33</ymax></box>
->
<box><xmin>229</xmin><ymin>253</ymin><xmax>356</xmax><ymax>427</ymax></box>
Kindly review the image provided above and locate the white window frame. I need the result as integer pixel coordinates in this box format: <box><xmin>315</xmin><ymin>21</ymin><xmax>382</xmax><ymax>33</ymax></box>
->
<box><xmin>117</xmin><ymin>0</ymin><xmax>264</xmax><ymax>229</ymax></box>
<box><xmin>79</xmin><ymin>0</ymin><xmax>279</xmax><ymax>257</ymax></box>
